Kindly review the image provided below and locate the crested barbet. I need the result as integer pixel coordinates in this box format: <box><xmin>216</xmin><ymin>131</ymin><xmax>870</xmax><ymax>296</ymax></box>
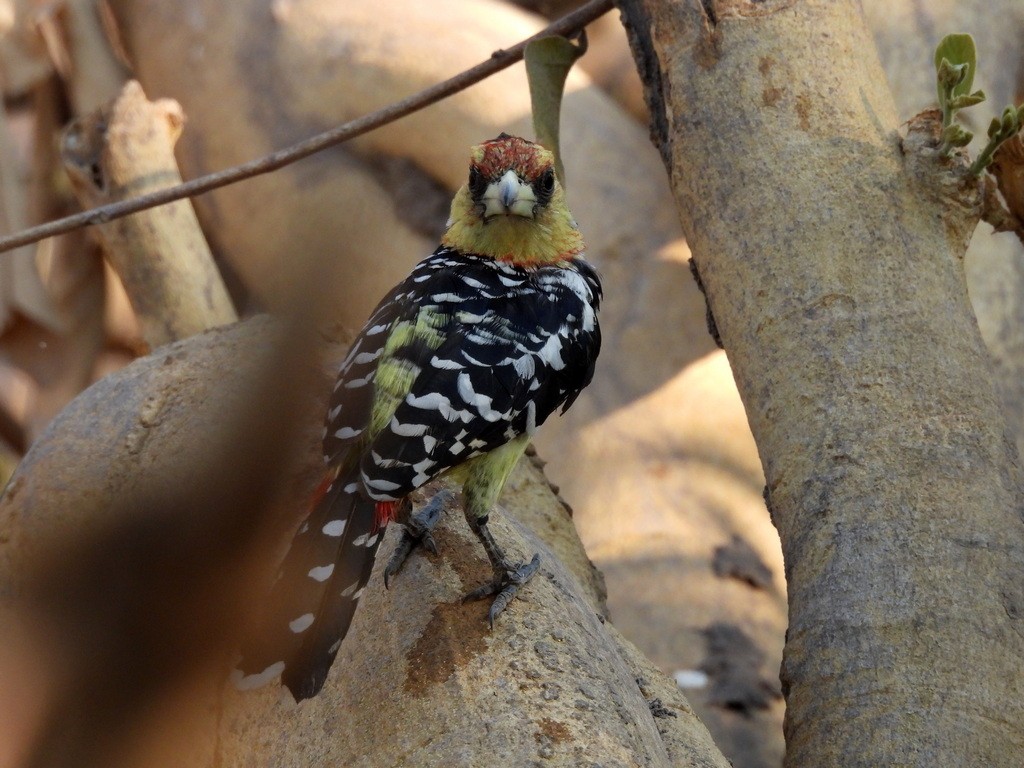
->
<box><xmin>236</xmin><ymin>134</ymin><xmax>602</xmax><ymax>701</ymax></box>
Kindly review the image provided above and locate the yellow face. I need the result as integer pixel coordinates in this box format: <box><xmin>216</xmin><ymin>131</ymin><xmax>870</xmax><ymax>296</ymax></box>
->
<box><xmin>442</xmin><ymin>135</ymin><xmax>584</xmax><ymax>266</ymax></box>
<box><xmin>476</xmin><ymin>168</ymin><xmax>547</xmax><ymax>221</ymax></box>
<box><xmin>467</xmin><ymin>135</ymin><xmax>557</xmax><ymax>222</ymax></box>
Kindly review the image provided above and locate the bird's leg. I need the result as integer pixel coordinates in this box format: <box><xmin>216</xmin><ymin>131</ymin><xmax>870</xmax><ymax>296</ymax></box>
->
<box><xmin>383</xmin><ymin>491</ymin><xmax>451</xmax><ymax>588</ymax></box>
<box><xmin>462</xmin><ymin>511</ymin><xmax>540</xmax><ymax>628</ymax></box>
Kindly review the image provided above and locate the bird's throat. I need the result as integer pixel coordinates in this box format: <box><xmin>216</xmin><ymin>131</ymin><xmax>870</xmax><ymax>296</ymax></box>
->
<box><xmin>442</xmin><ymin>188</ymin><xmax>584</xmax><ymax>266</ymax></box>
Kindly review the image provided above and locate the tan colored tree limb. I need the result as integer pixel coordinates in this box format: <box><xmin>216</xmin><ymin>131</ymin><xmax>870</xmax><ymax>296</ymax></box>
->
<box><xmin>60</xmin><ymin>0</ymin><xmax>131</xmax><ymax>113</ymax></box>
<box><xmin>61</xmin><ymin>81</ymin><xmax>237</xmax><ymax>347</ymax></box>
<box><xmin>618</xmin><ymin>0</ymin><xmax>1024</xmax><ymax>765</ymax></box>
<box><xmin>0</xmin><ymin>94</ymin><xmax>61</xmax><ymax>330</ymax></box>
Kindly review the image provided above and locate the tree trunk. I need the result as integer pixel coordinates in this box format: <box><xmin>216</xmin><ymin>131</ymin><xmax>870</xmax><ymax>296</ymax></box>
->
<box><xmin>617</xmin><ymin>1</ymin><xmax>1024</xmax><ymax>765</ymax></box>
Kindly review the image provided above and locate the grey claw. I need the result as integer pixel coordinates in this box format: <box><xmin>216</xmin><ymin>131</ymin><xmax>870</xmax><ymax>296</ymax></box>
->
<box><xmin>462</xmin><ymin>582</ymin><xmax>497</xmax><ymax>603</ymax></box>
<box><xmin>464</xmin><ymin>553</ymin><xmax>541</xmax><ymax>627</ymax></box>
<box><xmin>421</xmin><ymin>532</ymin><xmax>438</xmax><ymax>556</ymax></box>
<box><xmin>383</xmin><ymin>492</ymin><xmax>450</xmax><ymax>588</ymax></box>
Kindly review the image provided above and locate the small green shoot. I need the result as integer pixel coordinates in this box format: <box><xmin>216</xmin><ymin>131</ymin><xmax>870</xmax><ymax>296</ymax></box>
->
<box><xmin>933</xmin><ymin>33</ymin><xmax>1024</xmax><ymax>174</ymax></box>
<box><xmin>935</xmin><ymin>34</ymin><xmax>977</xmax><ymax>99</ymax></box>
<box><xmin>970</xmin><ymin>104</ymin><xmax>1024</xmax><ymax>175</ymax></box>
<box><xmin>934</xmin><ymin>34</ymin><xmax>985</xmax><ymax>157</ymax></box>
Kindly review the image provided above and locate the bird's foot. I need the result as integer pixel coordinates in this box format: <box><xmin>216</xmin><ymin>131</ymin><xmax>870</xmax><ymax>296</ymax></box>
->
<box><xmin>383</xmin><ymin>491</ymin><xmax>452</xmax><ymax>588</ymax></box>
<box><xmin>463</xmin><ymin>553</ymin><xmax>540</xmax><ymax>628</ymax></box>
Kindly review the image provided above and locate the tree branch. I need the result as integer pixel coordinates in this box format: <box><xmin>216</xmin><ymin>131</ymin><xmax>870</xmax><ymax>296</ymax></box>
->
<box><xmin>0</xmin><ymin>0</ymin><xmax>614</xmax><ymax>256</ymax></box>
<box><xmin>62</xmin><ymin>81</ymin><xmax>237</xmax><ymax>347</ymax></box>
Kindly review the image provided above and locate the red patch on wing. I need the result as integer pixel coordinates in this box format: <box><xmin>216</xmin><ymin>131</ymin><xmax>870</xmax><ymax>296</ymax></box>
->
<box><xmin>309</xmin><ymin>470</ymin><xmax>337</xmax><ymax>511</ymax></box>
<box><xmin>374</xmin><ymin>500</ymin><xmax>400</xmax><ymax>532</ymax></box>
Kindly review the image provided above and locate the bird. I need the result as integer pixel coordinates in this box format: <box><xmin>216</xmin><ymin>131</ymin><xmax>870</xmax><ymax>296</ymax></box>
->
<box><xmin>235</xmin><ymin>133</ymin><xmax>602</xmax><ymax>701</ymax></box>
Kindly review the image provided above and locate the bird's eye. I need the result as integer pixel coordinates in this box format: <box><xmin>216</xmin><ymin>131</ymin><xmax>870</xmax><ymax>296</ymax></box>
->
<box><xmin>468</xmin><ymin>166</ymin><xmax>487</xmax><ymax>198</ymax></box>
<box><xmin>534</xmin><ymin>168</ymin><xmax>556</xmax><ymax>205</ymax></box>
<box><xmin>541</xmin><ymin>168</ymin><xmax>555</xmax><ymax>193</ymax></box>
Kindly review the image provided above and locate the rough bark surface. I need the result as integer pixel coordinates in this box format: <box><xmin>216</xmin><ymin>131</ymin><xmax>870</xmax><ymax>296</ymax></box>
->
<box><xmin>618</xmin><ymin>0</ymin><xmax>1024</xmax><ymax>765</ymax></box>
<box><xmin>0</xmin><ymin>317</ymin><xmax>729</xmax><ymax>767</ymax></box>
<box><xmin>216</xmin><ymin>500</ymin><xmax>720</xmax><ymax>768</ymax></box>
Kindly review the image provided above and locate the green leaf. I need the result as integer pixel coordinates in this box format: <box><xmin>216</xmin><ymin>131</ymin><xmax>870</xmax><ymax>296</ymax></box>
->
<box><xmin>948</xmin><ymin>90</ymin><xmax>986</xmax><ymax>110</ymax></box>
<box><xmin>525</xmin><ymin>34</ymin><xmax>587</xmax><ymax>189</ymax></box>
<box><xmin>1001</xmin><ymin>107</ymin><xmax>1017</xmax><ymax>136</ymax></box>
<box><xmin>941</xmin><ymin>123</ymin><xmax>973</xmax><ymax>148</ymax></box>
<box><xmin>971</xmin><ymin>107</ymin><xmax>1023</xmax><ymax>176</ymax></box>
<box><xmin>952</xmin><ymin>130</ymin><xmax>973</xmax><ymax>148</ymax></box>
<box><xmin>936</xmin><ymin>58</ymin><xmax>966</xmax><ymax>91</ymax></box>
<box><xmin>934</xmin><ymin>34</ymin><xmax>977</xmax><ymax>99</ymax></box>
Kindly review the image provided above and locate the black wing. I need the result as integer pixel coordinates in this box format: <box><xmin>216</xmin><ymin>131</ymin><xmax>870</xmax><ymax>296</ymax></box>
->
<box><xmin>357</xmin><ymin>249</ymin><xmax>602</xmax><ymax>500</ymax></box>
<box><xmin>321</xmin><ymin>274</ymin><xmax>421</xmax><ymax>467</ymax></box>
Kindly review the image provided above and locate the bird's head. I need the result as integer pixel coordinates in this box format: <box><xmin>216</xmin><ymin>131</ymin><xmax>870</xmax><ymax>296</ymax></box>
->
<box><xmin>442</xmin><ymin>134</ymin><xmax>584</xmax><ymax>266</ymax></box>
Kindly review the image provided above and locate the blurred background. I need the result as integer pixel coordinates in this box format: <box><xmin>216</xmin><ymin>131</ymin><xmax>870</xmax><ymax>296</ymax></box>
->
<box><xmin>0</xmin><ymin>1</ymin><xmax>1021</xmax><ymax>767</ymax></box>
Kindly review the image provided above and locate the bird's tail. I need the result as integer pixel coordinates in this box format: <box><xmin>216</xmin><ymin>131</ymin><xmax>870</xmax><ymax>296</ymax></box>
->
<box><xmin>234</xmin><ymin>471</ymin><xmax>385</xmax><ymax>700</ymax></box>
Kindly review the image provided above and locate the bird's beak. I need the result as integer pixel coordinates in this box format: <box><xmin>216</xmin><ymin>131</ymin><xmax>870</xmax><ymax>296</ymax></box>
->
<box><xmin>482</xmin><ymin>169</ymin><xmax>537</xmax><ymax>220</ymax></box>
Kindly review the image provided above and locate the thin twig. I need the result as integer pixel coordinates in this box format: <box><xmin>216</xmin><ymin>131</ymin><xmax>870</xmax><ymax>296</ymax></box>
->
<box><xmin>0</xmin><ymin>0</ymin><xmax>614</xmax><ymax>256</ymax></box>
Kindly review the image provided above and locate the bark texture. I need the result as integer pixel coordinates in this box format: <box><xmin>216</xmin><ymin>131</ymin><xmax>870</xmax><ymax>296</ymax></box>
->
<box><xmin>618</xmin><ymin>0</ymin><xmax>1024</xmax><ymax>765</ymax></box>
